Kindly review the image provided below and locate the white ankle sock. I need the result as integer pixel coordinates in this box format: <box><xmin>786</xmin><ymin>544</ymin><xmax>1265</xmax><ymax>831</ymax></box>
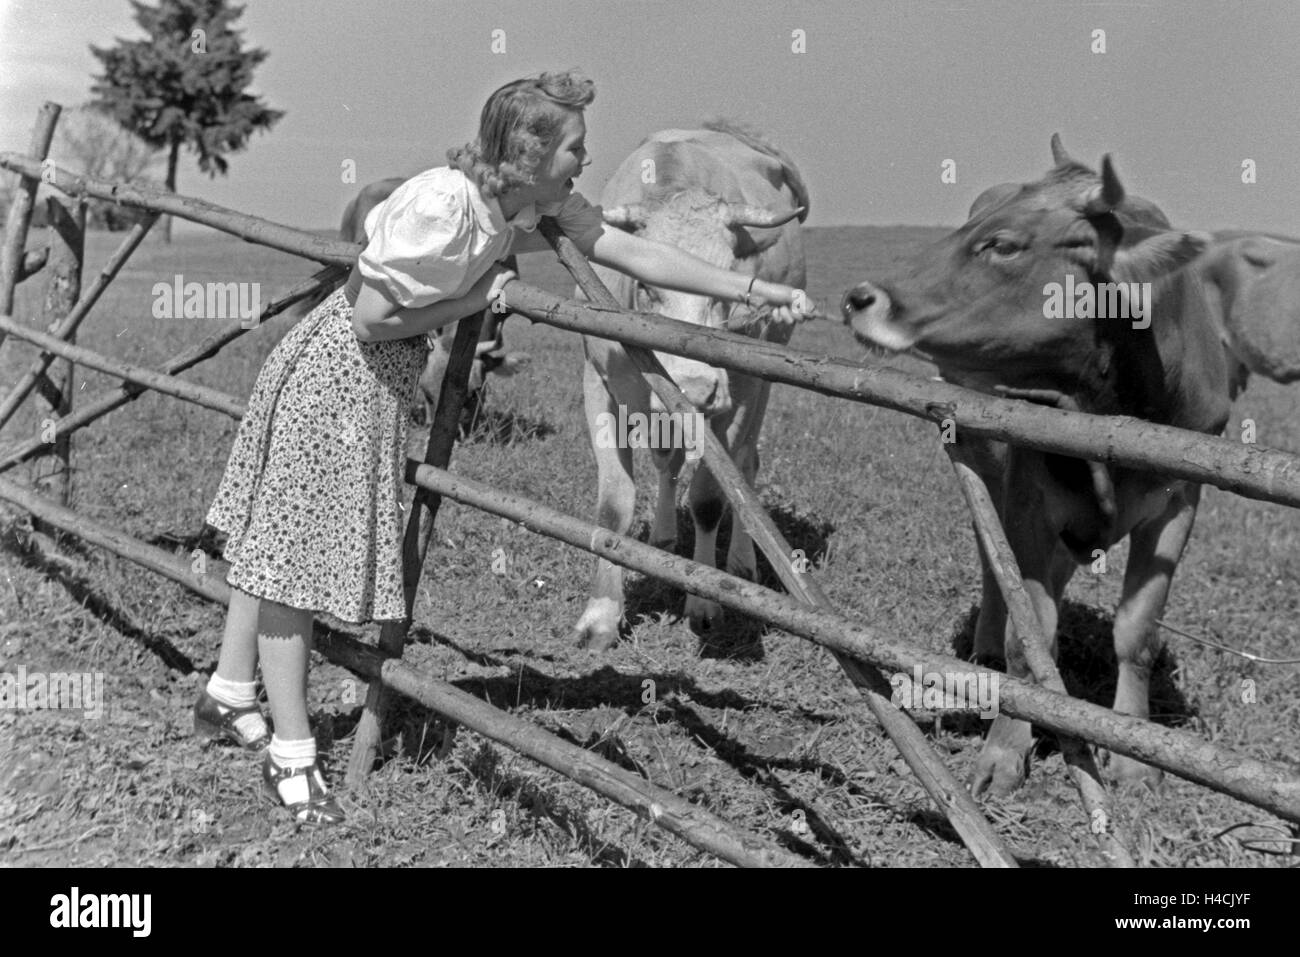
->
<box><xmin>207</xmin><ymin>673</ymin><xmax>257</xmax><ymax>707</ymax></box>
<box><xmin>269</xmin><ymin>735</ymin><xmax>317</xmax><ymax>770</ymax></box>
<box><xmin>206</xmin><ymin>674</ymin><xmax>267</xmax><ymax>741</ymax></box>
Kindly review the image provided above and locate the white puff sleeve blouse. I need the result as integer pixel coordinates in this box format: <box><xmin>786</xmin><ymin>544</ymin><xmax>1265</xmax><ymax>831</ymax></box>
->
<box><xmin>356</xmin><ymin>167</ymin><xmax>606</xmax><ymax>309</ymax></box>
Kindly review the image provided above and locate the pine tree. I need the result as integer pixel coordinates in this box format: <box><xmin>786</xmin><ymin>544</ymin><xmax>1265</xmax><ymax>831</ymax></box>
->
<box><xmin>89</xmin><ymin>0</ymin><xmax>284</xmax><ymax>241</ymax></box>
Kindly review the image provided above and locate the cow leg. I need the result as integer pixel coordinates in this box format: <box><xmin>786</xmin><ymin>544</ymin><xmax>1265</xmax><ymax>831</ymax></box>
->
<box><xmin>571</xmin><ymin>362</ymin><xmax>637</xmax><ymax>650</ymax></box>
<box><xmin>1049</xmin><ymin>541</ymin><xmax>1077</xmax><ymax>599</ymax></box>
<box><xmin>649</xmin><ymin>445</ymin><xmax>684</xmax><ymax>550</ymax></box>
<box><xmin>972</xmin><ymin>454</ymin><xmax>1061</xmax><ymax>797</ymax></box>
<box><xmin>1099</xmin><ymin>486</ymin><xmax>1199</xmax><ymax>786</ymax></box>
<box><xmin>683</xmin><ymin>414</ymin><xmax>733</xmax><ymax>634</ymax></box>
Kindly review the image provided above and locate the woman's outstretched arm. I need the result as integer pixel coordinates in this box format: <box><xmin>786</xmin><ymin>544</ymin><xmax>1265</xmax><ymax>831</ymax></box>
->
<box><xmin>586</xmin><ymin>226</ymin><xmax>808</xmax><ymax>316</ymax></box>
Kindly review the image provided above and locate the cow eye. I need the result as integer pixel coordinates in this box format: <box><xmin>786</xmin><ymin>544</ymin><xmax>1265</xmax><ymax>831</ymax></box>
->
<box><xmin>979</xmin><ymin>236</ymin><xmax>1023</xmax><ymax>260</ymax></box>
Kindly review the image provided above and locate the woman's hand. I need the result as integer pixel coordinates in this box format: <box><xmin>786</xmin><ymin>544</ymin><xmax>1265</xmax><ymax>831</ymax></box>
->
<box><xmin>750</xmin><ymin>280</ymin><xmax>817</xmax><ymax>326</ymax></box>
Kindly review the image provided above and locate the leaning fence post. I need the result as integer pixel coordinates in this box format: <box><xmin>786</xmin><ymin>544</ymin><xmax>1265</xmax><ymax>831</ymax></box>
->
<box><xmin>343</xmin><ymin>279</ymin><xmax>504</xmax><ymax>785</ymax></box>
<box><xmin>0</xmin><ymin>102</ymin><xmax>61</xmax><ymax>353</ymax></box>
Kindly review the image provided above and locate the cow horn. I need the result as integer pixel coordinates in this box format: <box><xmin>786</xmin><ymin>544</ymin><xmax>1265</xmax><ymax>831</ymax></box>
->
<box><xmin>1050</xmin><ymin>132</ymin><xmax>1073</xmax><ymax>166</ymax></box>
<box><xmin>722</xmin><ymin>204</ymin><xmax>805</xmax><ymax>229</ymax></box>
<box><xmin>1083</xmin><ymin>155</ymin><xmax>1125</xmax><ymax>216</ymax></box>
<box><xmin>601</xmin><ymin>204</ymin><xmax>648</xmax><ymax>229</ymax></box>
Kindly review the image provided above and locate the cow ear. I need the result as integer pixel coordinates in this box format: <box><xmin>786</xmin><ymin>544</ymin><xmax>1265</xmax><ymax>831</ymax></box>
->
<box><xmin>728</xmin><ymin>224</ymin><xmax>781</xmax><ymax>258</ymax></box>
<box><xmin>969</xmin><ymin>182</ymin><xmax>1020</xmax><ymax>218</ymax></box>
<box><xmin>1111</xmin><ymin>230</ymin><xmax>1211</xmax><ymax>284</ymax></box>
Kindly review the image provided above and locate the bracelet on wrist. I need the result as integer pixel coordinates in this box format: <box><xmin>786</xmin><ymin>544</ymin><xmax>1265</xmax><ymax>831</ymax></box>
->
<box><xmin>487</xmin><ymin>268</ymin><xmax>517</xmax><ymax>303</ymax></box>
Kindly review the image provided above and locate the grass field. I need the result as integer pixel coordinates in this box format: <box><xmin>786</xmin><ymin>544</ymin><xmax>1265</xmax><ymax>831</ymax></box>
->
<box><xmin>1</xmin><ymin>224</ymin><xmax>1298</xmax><ymax>867</ymax></box>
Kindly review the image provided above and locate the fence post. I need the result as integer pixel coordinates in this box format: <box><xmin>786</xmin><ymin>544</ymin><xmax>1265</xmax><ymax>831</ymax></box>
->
<box><xmin>32</xmin><ymin>189</ymin><xmax>85</xmax><ymax>508</ymax></box>
<box><xmin>0</xmin><ymin>102</ymin><xmax>61</xmax><ymax>352</ymax></box>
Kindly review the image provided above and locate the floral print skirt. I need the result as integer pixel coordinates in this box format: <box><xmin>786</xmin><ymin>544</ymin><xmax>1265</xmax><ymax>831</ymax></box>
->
<box><xmin>205</xmin><ymin>288</ymin><xmax>427</xmax><ymax>624</ymax></box>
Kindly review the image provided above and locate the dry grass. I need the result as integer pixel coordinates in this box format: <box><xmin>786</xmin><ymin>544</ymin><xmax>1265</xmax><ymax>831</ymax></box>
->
<box><xmin>1</xmin><ymin>226</ymin><xmax>1297</xmax><ymax>868</ymax></box>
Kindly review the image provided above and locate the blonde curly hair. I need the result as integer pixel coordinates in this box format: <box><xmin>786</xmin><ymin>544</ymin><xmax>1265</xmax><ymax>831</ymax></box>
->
<box><xmin>448</xmin><ymin>70</ymin><xmax>596</xmax><ymax>199</ymax></box>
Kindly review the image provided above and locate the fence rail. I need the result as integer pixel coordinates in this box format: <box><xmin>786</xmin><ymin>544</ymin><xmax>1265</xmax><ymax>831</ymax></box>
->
<box><xmin>0</xmin><ymin>152</ymin><xmax>359</xmax><ymax>266</ymax></box>
<box><xmin>497</xmin><ymin>283</ymin><xmax>1300</xmax><ymax>508</ymax></box>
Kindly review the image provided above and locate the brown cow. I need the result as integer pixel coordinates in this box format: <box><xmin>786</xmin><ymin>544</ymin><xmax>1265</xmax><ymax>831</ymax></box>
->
<box><xmin>842</xmin><ymin>136</ymin><xmax>1235</xmax><ymax>795</ymax></box>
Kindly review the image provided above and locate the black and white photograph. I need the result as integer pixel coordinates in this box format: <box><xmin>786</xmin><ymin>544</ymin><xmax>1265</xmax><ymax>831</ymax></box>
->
<box><xmin>0</xmin><ymin>0</ymin><xmax>1296</xmax><ymax>902</ymax></box>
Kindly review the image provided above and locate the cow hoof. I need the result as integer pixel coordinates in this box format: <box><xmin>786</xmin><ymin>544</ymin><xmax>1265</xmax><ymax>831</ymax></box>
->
<box><xmin>971</xmin><ymin>715</ymin><xmax>1032</xmax><ymax>796</ymax></box>
<box><xmin>969</xmin><ymin>741</ymin><xmax>1030</xmax><ymax>797</ymax></box>
<box><xmin>1099</xmin><ymin>750</ymin><xmax>1163</xmax><ymax>789</ymax></box>
<box><xmin>572</xmin><ymin>598</ymin><xmax>622</xmax><ymax>651</ymax></box>
<box><xmin>685</xmin><ymin>595</ymin><xmax>723</xmax><ymax>634</ymax></box>
<box><xmin>572</xmin><ymin>624</ymin><xmax>620</xmax><ymax>652</ymax></box>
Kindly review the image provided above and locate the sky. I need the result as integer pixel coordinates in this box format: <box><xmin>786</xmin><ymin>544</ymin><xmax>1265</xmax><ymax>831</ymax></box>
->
<box><xmin>1</xmin><ymin>0</ymin><xmax>1298</xmax><ymax>235</ymax></box>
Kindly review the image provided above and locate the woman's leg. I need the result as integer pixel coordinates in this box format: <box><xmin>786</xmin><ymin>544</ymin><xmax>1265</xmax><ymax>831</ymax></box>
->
<box><xmin>256</xmin><ymin>598</ymin><xmax>316</xmax><ymax>742</ymax></box>
<box><xmin>197</xmin><ymin>587</ymin><xmax>270</xmax><ymax>748</ymax></box>
<box><xmin>257</xmin><ymin>599</ymin><xmax>344</xmax><ymax>824</ymax></box>
<box><xmin>215</xmin><ymin>586</ymin><xmax>261</xmax><ymax>681</ymax></box>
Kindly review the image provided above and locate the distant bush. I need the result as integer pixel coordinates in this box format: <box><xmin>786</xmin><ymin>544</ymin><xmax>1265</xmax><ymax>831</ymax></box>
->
<box><xmin>49</xmin><ymin>104</ymin><xmax>164</xmax><ymax>231</ymax></box>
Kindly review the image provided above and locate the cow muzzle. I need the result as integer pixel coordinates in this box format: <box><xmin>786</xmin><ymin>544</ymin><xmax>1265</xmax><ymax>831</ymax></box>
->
<box><xmin>841</xmin><ymin>281</ymin><xmax>917</xmax><ymax>352</ymax></box>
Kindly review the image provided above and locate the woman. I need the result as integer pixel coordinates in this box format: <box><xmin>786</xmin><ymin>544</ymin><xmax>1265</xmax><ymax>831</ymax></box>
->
<box><xmin>195</xmin><ymin>70</ymin><xmax>813</xmax><ymax>826</ymax></box>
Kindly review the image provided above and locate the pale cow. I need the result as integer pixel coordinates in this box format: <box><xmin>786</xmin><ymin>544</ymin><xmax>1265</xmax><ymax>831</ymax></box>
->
<box><xmin>572</xmin><ymin>121</ymin><xmax>809</xmax><ymax>650</ymax></box>
<box><xmin>1196</xmin><ymin>231</ymin><xmax>1300</xmax><ymax>387</ymax></box>
<box><xmin>842</xmin><ymin>136</ymin><xmax>1247</xmax><ymax>794</ymax></box>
